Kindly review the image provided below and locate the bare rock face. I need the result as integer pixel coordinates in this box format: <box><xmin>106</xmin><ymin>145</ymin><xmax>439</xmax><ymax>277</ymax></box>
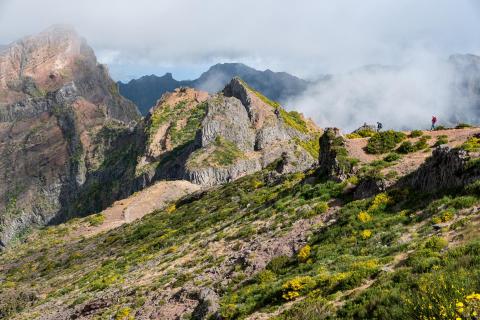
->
<box><xmin>200</xmin><ymin>94</ymin><xmax>256</xmax><ymax>151</ymax></box>
<box><xmin>404</xmin><ymin>145</ymin><xmax>480</xmax><ymax>192</ymax></box>
<box><xmin>184</xmin><ymin>78</ymin><xmax>318</xmax><ymax>185</ymax></box>
<box><xmin>0</xmin><ymin>26</ymin><xmax>140</xmax><ymax>247</ymax></box>
<box><xmin>318</xmin><ymin>128</ymin><xmax>356</xmax><ymax>181</ymax></box>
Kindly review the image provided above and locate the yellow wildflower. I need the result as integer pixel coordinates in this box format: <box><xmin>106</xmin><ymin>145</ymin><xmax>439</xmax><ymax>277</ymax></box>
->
<box><xmin>361</xmin><ymin>229</ymin><xmax>372</xmax><ymax>239</ymax></box>
<box><xmin>297</xmin><ymin>245</ymin><xmax>311</xmax><ymax>263</ymax></box>
<box><xmin>357</xmin><ymin>211</ymin><xmax>372</xmax><ymax>223</ymax></box>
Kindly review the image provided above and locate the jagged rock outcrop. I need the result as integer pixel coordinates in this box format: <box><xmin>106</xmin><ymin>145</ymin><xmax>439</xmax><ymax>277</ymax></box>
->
<box><xmin>404</xmin><ymin>145</ymin><xmax>480</xmax><ymax>192</ymax></box>
<box><xmin>140</xmin><ymin>78</ymin><xmax>320</xmax><ymax>187</ymax></box>
<box><xmin>0</xmin><ymin>26</ymin><xmax>140</xmax><ymax>247</ymax></box>
<box><xmin>318</xmin><ymin>128</ymin><xmax>356</xmax><ymax>181</ymax></box>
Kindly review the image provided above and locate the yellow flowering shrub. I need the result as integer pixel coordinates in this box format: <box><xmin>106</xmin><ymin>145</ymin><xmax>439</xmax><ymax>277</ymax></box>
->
<box><xmin>455</xmin><ymin>292</ymin><xmax>480</xmax><ymax>319</ymax></box>
<box><xmin>357</xmin><ymin>211</ymin><xmax>372</xmax><ymax>223</ymax></box>
<box><xmin>281</xmin><ymin>276</ymin><xmax>316</xmax><ymax>301</ymax></box>
<box><xmin>166</xmin><ymin>204</ymin><xmax>176</xmax><ymax>213</ymax></box>
<box><xmin>432</xmin><ymin>209</ymin><xmax>455</xmax><ymax>224</ymax></box>
<box><xmin>368</xmin><ymin>193</ymin><xmax>391</xmax><ymax>212</ymax></box>
<box><xmin>297</xmin><ymin>245</ymin><xmax>311</xmax><ymax>263</ymax></box>
<box><xmin>115</xmin><ymin>307</ymin><xmax>133</xmax><ymax>320</ymax></box>
<box><xmin>361</xmin><ymin>229</ymin><xmax>372</xmax><ymax>239</ymax></box>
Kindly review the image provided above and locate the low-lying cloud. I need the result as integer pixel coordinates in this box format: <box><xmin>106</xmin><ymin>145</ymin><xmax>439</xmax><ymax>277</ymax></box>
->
<box><xmin>288</xmin><ymin>52</ymin><xmax>480</xmax><ymax>131</ymax></box>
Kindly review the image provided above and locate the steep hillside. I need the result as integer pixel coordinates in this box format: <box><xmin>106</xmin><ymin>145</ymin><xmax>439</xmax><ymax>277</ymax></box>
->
<box><xmin>2</xmin><ymin>127</ymin><xmax>480</xmax><ymax>319</ymax></box>
<box><xmin>0</xmin><ymin>26</ymin><xmax>141</xmax><ymax>247</ymax></box>
<box><xmin>118</xmin><ymin>63</ymin><xmax>310</xmax><ymax>115</ymax></box>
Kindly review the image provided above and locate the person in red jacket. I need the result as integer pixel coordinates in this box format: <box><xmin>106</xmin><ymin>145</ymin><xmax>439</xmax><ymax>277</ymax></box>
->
<box><xmin>431</xmin><ymin>116</ymin><xmax>437</xmax><ymax>131</ymax></box>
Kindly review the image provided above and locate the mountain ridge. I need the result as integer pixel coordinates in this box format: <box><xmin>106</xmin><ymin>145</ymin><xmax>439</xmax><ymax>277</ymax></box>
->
<box><xmin>118</xmin><ymin>62</ymin><xmax>310</xmax><ymax>115</ymax></box>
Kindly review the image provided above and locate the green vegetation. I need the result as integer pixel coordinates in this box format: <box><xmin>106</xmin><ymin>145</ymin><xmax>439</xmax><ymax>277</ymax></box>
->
<box><xmin>410</xmin><ymin>130</ymin><xmax>424</xmax><ymax>138</ymax></box>
<box><xmin>456</xmin><ymin>123</ymin><xmax>473</xmax><ymax>129</ymax></box>
<box><xmin>294</xmin><ymin>134</ymin><xmax>321</xmax><ymax>158</ymax></box>
<box><xmin>188</xmin><ymin>136</ymin><xmax>246</xmax><ymax>168</ymax></box>
<box><xmin>147</xmin><ymin>99</ymin><xmax>207</xmax><ymax>148</ymax></box>
<box><xmin>87</xmin><ymin>213</ymin><xmax>105</xmax><ymax>227</ymax></box>
<box><xmin>434</xmin><ymin>135</ymin><xmax>449</xmax><ymax>147</ymax></box>
<box><xmin>461</xmin><ymin>136</ymin><xmax>480</xmax><ymax>152</ymax></box>
<box><xmin>365</xmin><ymin>130</ymin><xmax>407</xmax><ymax>154</ymax></box>
<box><xmin>238</xmin><ymin>78</ymin><xmax>315</xmax><ymax>135</ymax></box>
<box><xmin>396</xmin><ymin>137</ymin><xmax>429</xmax><ymax>154</ymax></box>
<box><xmin>346</xmin><ymin>127</ymin><xmax>377</xmax><ymax>139</ymax></box>
<box><xmin>2</xmin><ymin>126</ymin><xmax>480</xmax><ymax>319</ymax></box>
<box><xmin>383</xmin><ymin>152</ymin><xmax>401</xmax><ymax>162</ymax></box>
<box><xmin>396</xmin><ymin>141</ymin><xmax>415</xmax><ymax>154</ymax></box>
<box><xmin>170</xmin><ymin>102</ymin><xmax>207</xmax><ymax>148</ymax></box>
<box><xmin>434</xmin><ymin>125</ymin><xmax>447</xmax><ymax>131</ymax></box>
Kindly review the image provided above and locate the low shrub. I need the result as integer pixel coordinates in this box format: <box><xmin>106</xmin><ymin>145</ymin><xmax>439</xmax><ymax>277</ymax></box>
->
<box><xmin>383</xmin><ymin>152</ymin><xmax>401</xmax><ymax>162</ymax></box>
<box><xmin>255</xmin><ymin>270</ymin><xmax>277</xmax><ymax>284</ymax></box>
<box><xmin>281</xmin><ymin>276</ymin><xmax>316</xmax><ymax>300</ymax></box>
<box><xmin>267</xmin><ymin>255</ymin><xmax>291</xmax><ymax>274</ymax></box>
<box><xmin>356</xmin><ymin>128</ymin><xmax>377</xmax><ymax>138</ymax></box>
<box><xmin>449</xmin><ymin>196</ymin><xmax>477</xmax><ymax>209</ymax></box>
<box><xmin>434</xmin><ymin>135</ymin><xmax>448</xmax><ymax>147</ymax></box>
<box><xmin>461</xmin><ymin>137</ymin><xmax>480</xmax><ymax>152</ymax></box>
<box><xmin>456</xmin><ymin>123</ymin><xmax>472</xmax><ymax>129</ymax></box>
<box><xmin>366</xmin><ymin>130</ymin><xmax>407</xmax><ymax>154</ymax></box>
<box><xmin>410</xmin><ymin>130</ymin><xmax>424</xmax><ymax>138</ymax></box>
<box><xmin>396</xmin><ymin>141</ymin><xmax>415</xmax><ymax>154</ymax></box>
<box><xmin>314</xmin><ymin>202</ymin><xmax>329</xmax><ymax>214</ymax></box>
<box><xmin>87</xmin><ymin>214</ymin><xmax>105</xmax><ymax>227</ymax></box>
<box><xmin>424</xmin><ymin>236</ymin><xmax>448</xmax><ymax>251</ymax></box>
<box><xmin>297</xmin><ymin>245</ymin><xmax>311</xmax><ymax>263</ymax></box>
<box><xmin>414</xmin><ymin>137</ymin><xmax>429</xmax><ymax>150</ymax></box>
<box><xmin>346</xmin><ymin>133</ymin><xmax>362</xmax><ymax>139</ymax></box>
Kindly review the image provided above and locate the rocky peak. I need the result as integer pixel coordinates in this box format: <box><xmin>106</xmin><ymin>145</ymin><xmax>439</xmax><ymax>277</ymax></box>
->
<box><xmin>318</xmin><ymin>128</ymin><xmax>356</xmax><ymax>181</ymax></box>
<box><xmin>0</xmin><ymin>25</ymin><xmax>93</xmax><ymax>103</ymax></box>
<box><xmin>223</xmin><ymin>77</ymin><xmax>277</xmax><ymax>129</ymax></box>
<box><xmin>0</xmin><ymin>27</ymin><xmax>140</xmax><ymax>247</ymax></box>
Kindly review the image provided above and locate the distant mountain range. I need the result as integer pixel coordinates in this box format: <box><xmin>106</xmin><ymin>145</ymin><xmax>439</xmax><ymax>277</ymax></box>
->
<box><xmin>118</xmin><ymin>63</ymin><xmax>310</xmax><ymax>114</ymax></box>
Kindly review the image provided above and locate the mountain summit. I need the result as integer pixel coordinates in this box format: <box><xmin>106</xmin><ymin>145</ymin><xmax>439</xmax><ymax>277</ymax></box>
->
<box><xmin>118</xmin><ymin>63</ymin><xmax>310</xmax><ymax>115</ymax></box>
<box><xmin>0</xmin><ymin>26</ymin><xmax>140</xmax><ymax>247</ymax></box>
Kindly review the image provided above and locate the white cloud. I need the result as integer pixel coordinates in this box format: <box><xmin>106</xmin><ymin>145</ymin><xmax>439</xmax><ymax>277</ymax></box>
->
<box><xmin>0</xmin><ymin>0</ymin><xmax>479</xmax><ymax>80</ymax></box>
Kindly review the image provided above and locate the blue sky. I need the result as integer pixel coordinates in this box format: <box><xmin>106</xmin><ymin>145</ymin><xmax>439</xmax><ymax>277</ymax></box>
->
<box><xmin>0</xmin><ymin>0</ymin><xmax>479</xmax><ymax>81</ymax></box>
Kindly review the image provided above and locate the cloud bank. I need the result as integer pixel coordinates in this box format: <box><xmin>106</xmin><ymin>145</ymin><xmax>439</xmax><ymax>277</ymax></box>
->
<box><xmin>0</xmin><ymin>0</ymin><xmax>479</xmax><ymax>81</ymax></box>
<box><xmin>287</xmin><ymin>53</ymin><xmax>480</xmax><ymax>131</ymax></box>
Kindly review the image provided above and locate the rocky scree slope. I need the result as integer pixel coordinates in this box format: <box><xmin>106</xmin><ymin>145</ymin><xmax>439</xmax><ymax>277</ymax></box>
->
<box><xmin>0</xmin><ymin>26</ymin><xmax>141</xmax><ymax>247</ymax></box>
<box><xmin>136</xmin><ymin>78</ymin><xmax>320</xmax><ymax>187</ymax></box>
<box><xmin>2</xmin><ymin>127</ymin><xmax>480</xmax><ymax>319</ymax></box>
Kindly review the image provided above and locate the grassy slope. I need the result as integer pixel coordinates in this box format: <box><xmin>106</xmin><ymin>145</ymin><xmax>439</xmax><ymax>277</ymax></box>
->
<box><xmin>1</xmin><ymin>155</ymin><xmax>480</xmax><ymax>319</ymax></box>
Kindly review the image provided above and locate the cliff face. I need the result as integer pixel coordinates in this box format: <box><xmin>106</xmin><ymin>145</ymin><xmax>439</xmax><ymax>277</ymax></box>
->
<box><xmin>138</xmin><ymin>78</ymin><xmax>320</xmax><ymax>187</ymax></box>
<box><xmin>0</xmin><ymin>26</ymin><xmax>140</xmax><ymax>247</ymax></box>
<box><xmin>403</xmin><ymin>145</ymin><xmax>480</xmax><ymax>193</ymax></box>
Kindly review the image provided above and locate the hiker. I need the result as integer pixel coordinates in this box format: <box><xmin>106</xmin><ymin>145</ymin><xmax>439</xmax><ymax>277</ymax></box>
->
<box><xmin>431</xmin><ymin>116</ymin><xmax>437</xmax><ymax>131</ymax></box>
<box><xmin>377</xmin><ymin>122</ymin><xmax>383</xmax><ymax>132</ymax></box>
<box><xmin>274</xmin><ymin>107</ymin><xmax>280</xmax><ymax>118</ymax></box>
